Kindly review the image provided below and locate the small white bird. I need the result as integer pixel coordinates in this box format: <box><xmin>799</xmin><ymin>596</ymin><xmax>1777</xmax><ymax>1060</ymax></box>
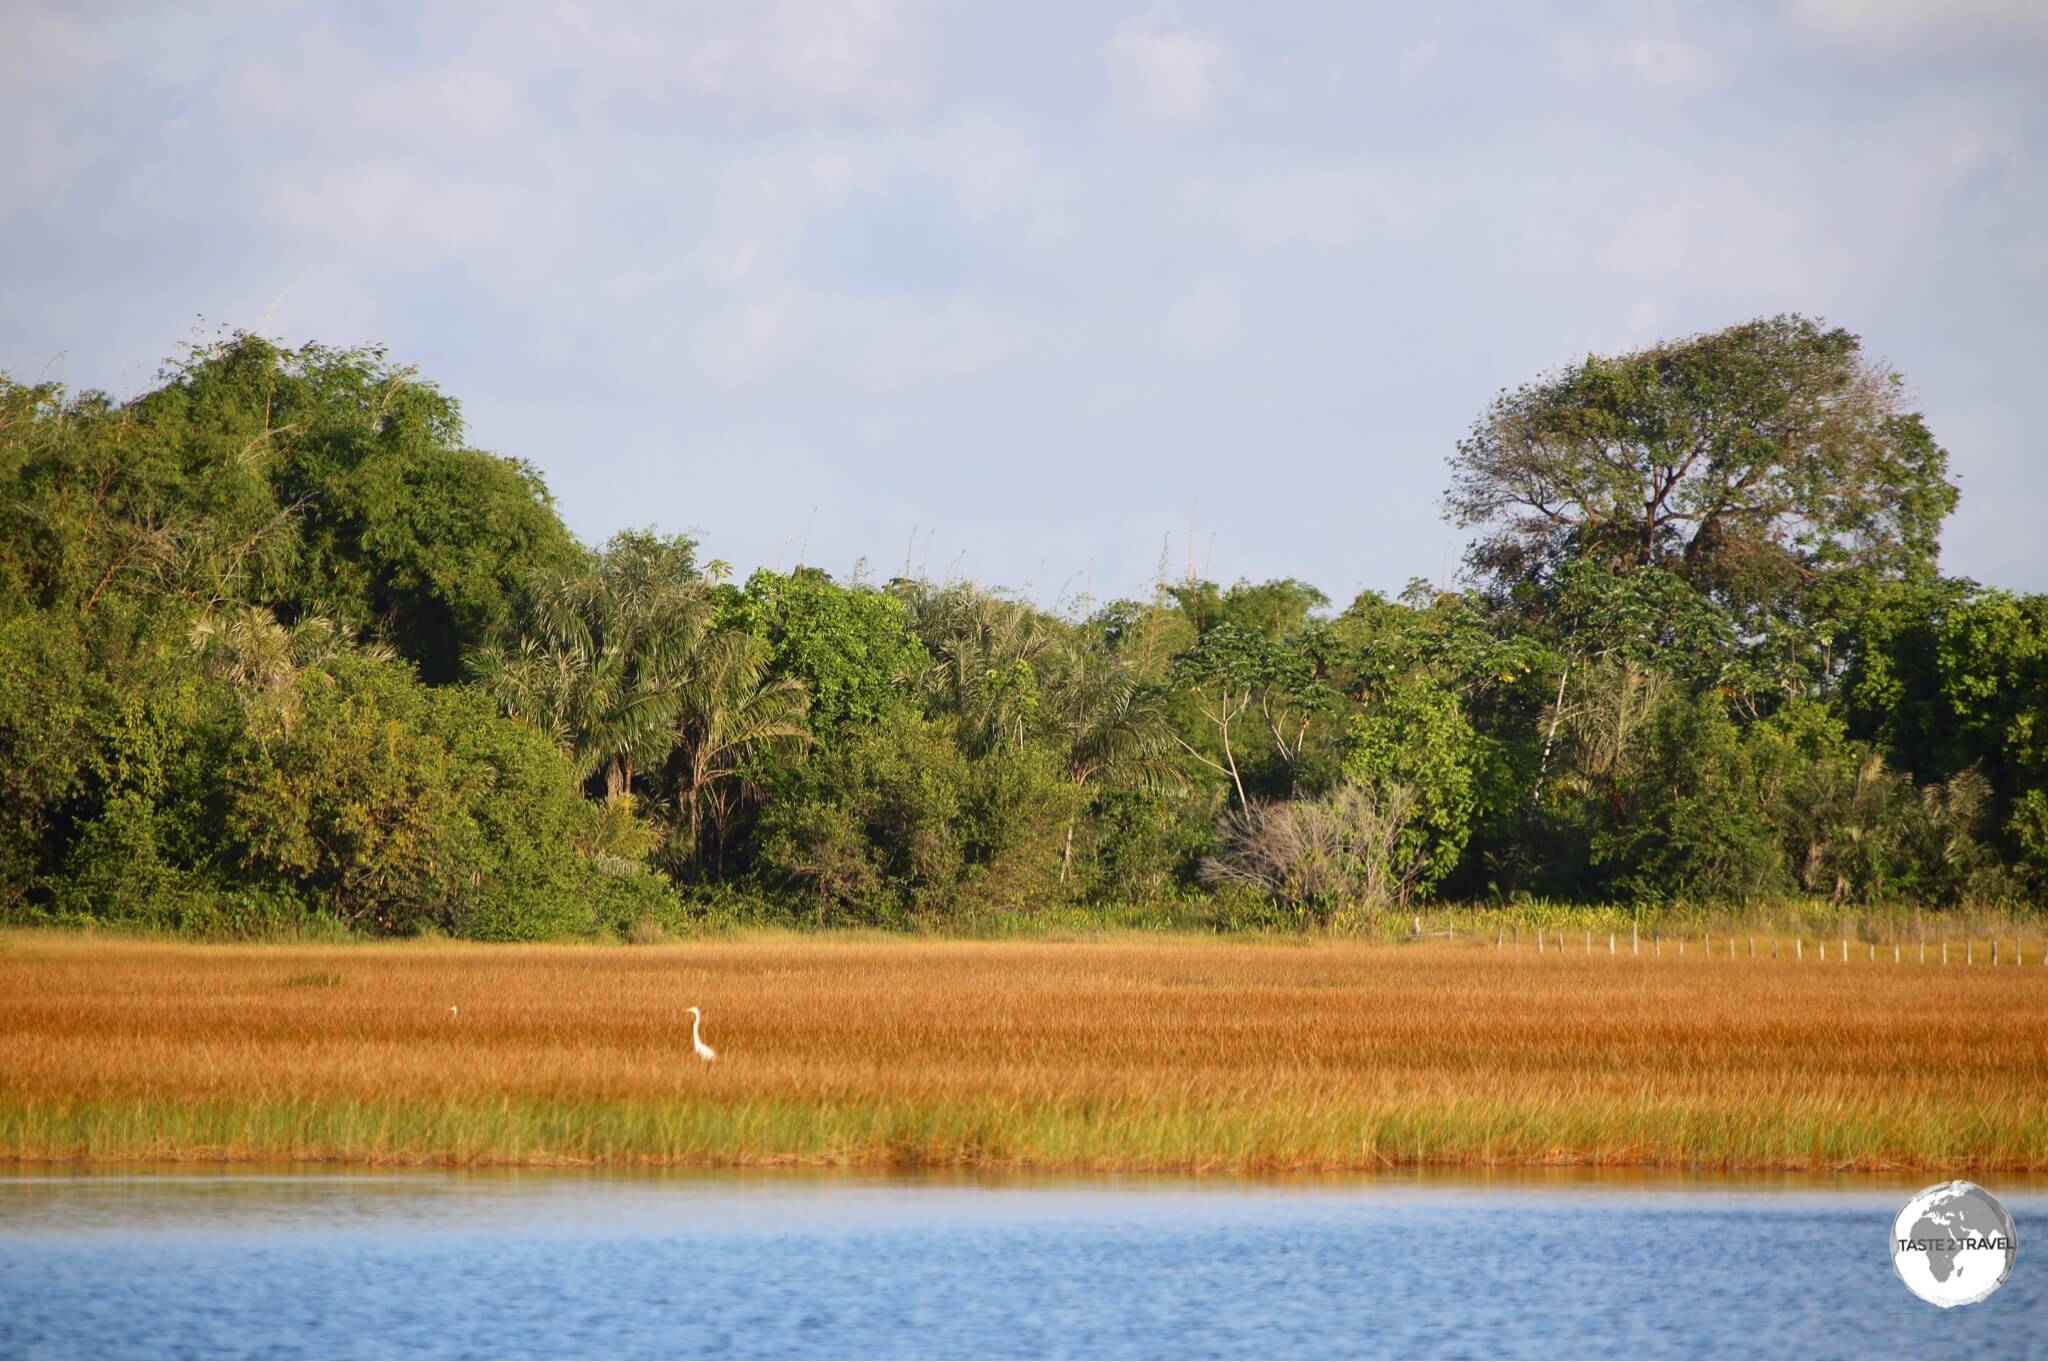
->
<box><xmin>448</xmin><ymin>1006</ymin><xmax>459</xmax><ymax>1019</ymax></box>
<box><xmin>687</xmin><ymin>1005</ymin><xmax>717</xmax><ymax>1062</ymax></box>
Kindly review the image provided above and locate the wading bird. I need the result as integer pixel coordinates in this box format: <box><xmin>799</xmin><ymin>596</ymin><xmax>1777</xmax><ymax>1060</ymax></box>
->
<box><xmin>688</xmin><ymin>1005</ymin><xmax>717</xmax><ymax>1062</ymax></box>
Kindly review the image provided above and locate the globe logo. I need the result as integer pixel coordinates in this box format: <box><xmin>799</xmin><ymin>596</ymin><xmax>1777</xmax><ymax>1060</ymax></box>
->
<box><xmin>1891</xmin><ymin>1181</ymin><xmax>2018</xmax><ymax>1308</ymax></box>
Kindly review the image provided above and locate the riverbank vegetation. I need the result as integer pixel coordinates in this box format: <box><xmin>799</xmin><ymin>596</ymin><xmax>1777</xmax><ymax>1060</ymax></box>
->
<box><xmin>4</xmin><ymin>314</ymin><xmax>2045</xmax><ymax>940</ymax></box>
<box><xmin>4</xmin><ymin>934</ymin><xmax>2043</xmax><ymax>1171</ymax></box>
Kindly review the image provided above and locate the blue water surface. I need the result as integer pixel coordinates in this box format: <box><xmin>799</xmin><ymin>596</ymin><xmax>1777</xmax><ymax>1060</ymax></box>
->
<box><xmin>0</xmin><ymin>1170</ymin><xmax>2041</xmax><ymax>1359</ymax></box>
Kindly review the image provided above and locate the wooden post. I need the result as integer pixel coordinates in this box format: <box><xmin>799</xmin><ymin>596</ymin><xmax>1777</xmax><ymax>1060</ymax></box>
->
<box><xmin>1748</xmin><ymin>935</ymin><xmax>1754</xmax><ymax>959</ymax></box>
<box><xmin>1992</xmin><ymin>939</ymin><xmax>1999</xmax><ymax>966</ymax></box>
<box><xmin>1496</xmin><ymin>926</ymin><xmax>1503</xmax><ymax>949</ymax></box>
<box><xmin>1818</xmin><ymin>939</ymin><xmax>1825</xmax><ymax>962</ymax></box>
<box><xmin>1796</xmin><ymin>937</ymin><xmax>1802</xmax><ymax>961</ymax></box>
<box><xmin>1632</xmin><ymin>922</ymin><xmax>1638</xmax><ymax>956</ymax></box>
<box><xmin>1679</xmin><ymin>937</ymin><xmax>1685</xmax><ymax>958</ymax></box>
<box><xmin>1585</xmin><ymin>929</ymin><xmax>1591</xmax><ymax>954</ymax></box>
<box><xmin>1772</xmin><ymin>938</ymin><xmax>1778</xmax><ymax>959</ymax></box>
<box><xmin>1609</xmin><ymin>931</ymin><xmax>1615</xmax><ymax>955</ymax></box>
<box><xmin>1893</xmin><ymin>943</ymin><xmax>1899</xmax><ymax>964</ymax></box>
<box><xmin>1841</xmin><ymin>937</ymin><xmax>1848</xmax><ymax>963</ymax></box>
<box><xmin>1942</xmin><ymin>940</ymin><xmax>1948</xmax><ymax>966</ymax></box>
<box><xmin>1537</xmin><ymin>929</ymin><xmax>1543</xmax><ymax>955</ymax></box>
<box><xmin>1967</xmin><ymin>940</ymin><xmax>1973</xmax><ymax>966</ymax></box>
<box><xmin>1920</xmin><ymin>941</ymin><xmax>1925</xmax><ymax>965</ymax></box>
<box><xmin>1867</xmin><ymin>942</ymin><xmax>1873</xmax><ymax>962</ymax></box>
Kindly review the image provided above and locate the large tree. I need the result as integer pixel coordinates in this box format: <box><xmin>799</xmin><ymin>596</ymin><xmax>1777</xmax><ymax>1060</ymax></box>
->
<box><xmin>1445</xmin><ymin>315</ymin><xmax>1956</xmax><ymax>605</ymax></box>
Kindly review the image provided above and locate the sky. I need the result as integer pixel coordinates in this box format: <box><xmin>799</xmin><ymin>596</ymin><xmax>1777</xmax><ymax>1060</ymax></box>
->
<box><xmin>4</xmin><ymin>0</ymin><xmax>2045</xmax><ymax>607</ymax></box>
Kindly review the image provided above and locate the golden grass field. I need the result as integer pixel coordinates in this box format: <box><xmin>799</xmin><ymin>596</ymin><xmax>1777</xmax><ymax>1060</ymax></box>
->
<box><xmin>3</xmin><ymin>929</ymin><xmax>2045</xmax><ymax>1172</ymax></box>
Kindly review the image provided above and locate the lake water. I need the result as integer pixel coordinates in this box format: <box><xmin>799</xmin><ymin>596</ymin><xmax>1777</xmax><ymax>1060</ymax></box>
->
<box><xmin>1</xmin><ymin>1169</ymin><xmax>2041</xmax><ymax>1359</ymax></box>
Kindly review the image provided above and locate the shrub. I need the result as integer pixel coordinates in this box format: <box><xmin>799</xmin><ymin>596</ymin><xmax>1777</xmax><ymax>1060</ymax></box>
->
<box><xmin>1201</xmin><ymin>784</ymin><xmax>1428</xmax><ymax>929</ymax></box>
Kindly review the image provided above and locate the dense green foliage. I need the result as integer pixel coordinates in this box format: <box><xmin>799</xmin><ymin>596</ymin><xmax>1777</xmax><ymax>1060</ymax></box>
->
<box><xmin>3</xmin><ymin>319</ymin><xmax>2040</xmax><ymax>939</ymax></box>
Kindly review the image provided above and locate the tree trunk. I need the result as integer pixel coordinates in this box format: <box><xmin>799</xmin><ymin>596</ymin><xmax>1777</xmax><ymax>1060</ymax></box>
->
<box><xmin>1531</xmin><ymin>656</ymin><xmax>1570</xmax><ymax>806</ymax></box>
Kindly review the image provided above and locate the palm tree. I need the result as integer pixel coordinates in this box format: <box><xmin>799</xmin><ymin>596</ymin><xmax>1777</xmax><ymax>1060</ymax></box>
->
<box><xmin>905</xmin><ymin>582</ymin><xmax>1054</xmax><ymax>752</ymax></box>
<box><xmin>190</xmin><ymin>605</ymin><xmax>394</xmax><ymax>740</ymax></box>
<box><xmin>669</xmin><ymin>630</ymin><xmax>812</xmax><ymax>871</ymax></box>
<box><xmin>1041</xmin><ymin>640</ymin><xmax>1184</xmax><ymax>882</ymax></box>
<box><xmin>470</xmin><ymin>531</ymin><xmax>708</xmax><ymax>800</ymax></box>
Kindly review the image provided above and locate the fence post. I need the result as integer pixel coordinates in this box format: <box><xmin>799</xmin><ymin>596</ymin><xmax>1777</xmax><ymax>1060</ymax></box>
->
<box><xmin>1585</xmin><ymin>930</ymin><xmax>1591</xmax><ymax>954</ymax></box>
<box><xmin>1632</xmin><ymin>922</ymin><xmax>1639</xmax><ymax>956</ymax></box>
<box><xmin>1609</xmin><ymin>931</ymin><xmax>1616</xmax><ymax>955</ymax></box>
<box><xmin>1867</xmin><ymin>942</ymin><xmax>1873</xmax><ymax>962</ymax></box>
<box><xmin>1967</xmin><ymin>940</ymin><xmax>1973</xmax><ymax>966</ymax></box>
<box><xmin>1942</xmin><ymin>940</ymin><xmax>1948</xmax><ymax>966</ymax></box>
<box><xmin>1992</xmin><ymin>940</ymin><xmax>1999</xmax><ymax>966</ymax></box>
<box><xmin>1842</xmin><ymin>937</ymin><xmax>1848</xmax><ymax>964</ymax></box>
<box><xmin>1893</xmin><ymin>943</ymin><xmax>1899</xmax><ymax>964</ymax></box>
<box><xmin>1796</xmin><ymin>937</ymin><xmax>1802</xmax><ymax>961</ymax></box>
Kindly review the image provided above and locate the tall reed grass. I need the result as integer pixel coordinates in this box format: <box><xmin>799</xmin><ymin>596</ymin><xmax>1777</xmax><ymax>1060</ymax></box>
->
<box><xmin>3</xmin><ymin>931</ymin><xmax>2042</xmax><ymax>1171</ymax></box>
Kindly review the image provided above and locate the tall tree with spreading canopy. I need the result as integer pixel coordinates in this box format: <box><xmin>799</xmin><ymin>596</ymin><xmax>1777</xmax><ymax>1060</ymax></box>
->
<box><xmin>1446</xmin><ymin>315</ymin><xmax>1956</xmax><ymax>607</ymax></box>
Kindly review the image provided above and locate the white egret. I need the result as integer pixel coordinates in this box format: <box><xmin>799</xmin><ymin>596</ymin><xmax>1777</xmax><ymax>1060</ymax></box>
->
<box><xmin>687</xmin><ymin>1005</ymin><xmax>717</xmax><ymax>1062</ymax></box>
<box><xmin>448</xmin><ymin>1006</ymin><xmax>458</xmax><ymax>1019</ymax></box>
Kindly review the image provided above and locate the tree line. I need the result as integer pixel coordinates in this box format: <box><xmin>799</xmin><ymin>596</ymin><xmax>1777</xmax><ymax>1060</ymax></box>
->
<box><xmin>2</xmin><ymin>316</ymin><xmax>2042</xmax><ymax>939</ymax></box>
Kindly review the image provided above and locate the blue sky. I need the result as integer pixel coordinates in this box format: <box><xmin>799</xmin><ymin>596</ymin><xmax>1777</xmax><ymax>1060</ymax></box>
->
<box><xmin>4</xmin><ymin>1</ymin><xmax>2044</xmax><ymax>605</ymax></box>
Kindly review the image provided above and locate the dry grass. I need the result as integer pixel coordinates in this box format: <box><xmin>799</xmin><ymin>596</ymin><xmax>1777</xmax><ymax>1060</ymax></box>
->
<box><xmin>2</xmin><ymin>929</ymin><xmax>2044</xmax><ymax>1172</ymax></box>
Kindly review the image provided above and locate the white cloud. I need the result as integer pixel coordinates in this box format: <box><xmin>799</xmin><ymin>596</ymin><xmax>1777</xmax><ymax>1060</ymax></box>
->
<box><xmin>262</xmin><ymin>159</ymin><xmax>580</xmax><ymax>288</ymax></box>
<box><xmin>225</xmin><ymin>37</ymin><xmax>530</xmax><ymax>150</ymax></box>
<box><xmin>1790</xmin><ymin>0</ymin><xmax>2048</xmax><ymax>48</ymax></box>
<box><xmin>1395</xmin><ymin>35</ymin><xmax>1442</xmax><ymax>93</ymax></box>
<box><xmin>449</xmin><ymin>0</ymin><xmax>924</xmax><ymax>115</ymax></box>
<box><xmin>0</xmin><ymin>3</ymin><xmax>101</xmax><ymax>95</ymax></box>
<box><xmin>1161</xmin><ymin>278</ymin><xmax>1242</xmax><ymax>352</ymax></box>
<box><xmin>1103</xmin><ymin>14</ymin><xmax>1226</xmax><ymax>125</ymax></box>
<box><xmin>690</xmin><ymin>284</ymin><xmax>1033</xmax><ymax>390</ymax></box>
<box><xmin>1191</xmin><ymin>166</ymin><xmax>1436</xmax><ymax>250</ymax></box>
<box><xmin>1546</xmin><ymin>35</ymin><xmax>1720</xmax><ymax>95</ymax></box>
<box><xmin>671</xmin><ymin>0</ymin><xmax>923</xmax><ymax>113</ymax></box>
